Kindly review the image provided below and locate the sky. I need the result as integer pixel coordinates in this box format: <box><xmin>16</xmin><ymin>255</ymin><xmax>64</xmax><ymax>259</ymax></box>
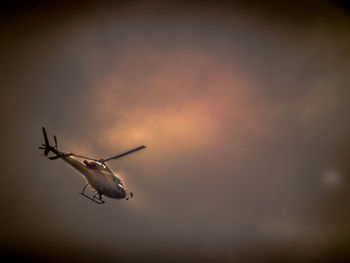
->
<box><xmin>1</xmin><ymin>0</ymin><xmax>350</xmax><ymax>262</ymax></box>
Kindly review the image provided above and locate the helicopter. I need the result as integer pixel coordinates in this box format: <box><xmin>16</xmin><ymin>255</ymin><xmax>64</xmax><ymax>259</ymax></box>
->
<box><xmin>39</xmin><ymin>127</ymin><xmax>146</xmax><ymax>204</ymax></box>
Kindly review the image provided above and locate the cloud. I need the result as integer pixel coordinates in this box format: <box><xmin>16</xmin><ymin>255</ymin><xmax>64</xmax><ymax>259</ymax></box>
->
<box><xmin>2</xmin><ymin>1</ymin><xmax>350</xmax><ymax>261</ymax></box>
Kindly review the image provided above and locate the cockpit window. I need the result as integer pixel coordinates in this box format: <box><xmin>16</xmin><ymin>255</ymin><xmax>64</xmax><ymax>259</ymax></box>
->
<box><xmin>112</xmin><ymin>177</ymin><xmax>121</xmax><ymax>183</ymax></box>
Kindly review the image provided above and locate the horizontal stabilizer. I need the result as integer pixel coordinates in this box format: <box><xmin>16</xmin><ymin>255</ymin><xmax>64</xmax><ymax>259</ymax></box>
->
<box><xmin>49</xmin><ymin>156</ymin><xmax>60</xmax><ymax>160</ymax></box>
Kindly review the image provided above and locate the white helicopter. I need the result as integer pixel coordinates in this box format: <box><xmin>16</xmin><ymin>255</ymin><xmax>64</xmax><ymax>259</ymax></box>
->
<box><xmin>39</xmin><ymin>127</ymin><xmax>146</xmax><ymax>204</ymax></box>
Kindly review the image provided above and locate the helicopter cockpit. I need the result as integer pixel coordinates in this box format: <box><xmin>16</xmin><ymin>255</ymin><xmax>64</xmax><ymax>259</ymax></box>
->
<box><xmin>83</xmin><ymin>160</ymin><xmax>112</xmax><ymax>174</ymax></box>
<box><xmin>83</xmin><ymin>160</ymin><xmax>95</xmax><ymax>168</ymax></box>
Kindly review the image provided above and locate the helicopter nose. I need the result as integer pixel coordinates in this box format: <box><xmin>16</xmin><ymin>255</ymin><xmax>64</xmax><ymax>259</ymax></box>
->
<box><xmin>117</xmin><ymin>185</ymin><xmax>126</xmax><ymax>197</ymax></box>
<box><xmin>119</xmin><ymin>188</ymin><xmax>126</xmax><ymax>198</ymax></box>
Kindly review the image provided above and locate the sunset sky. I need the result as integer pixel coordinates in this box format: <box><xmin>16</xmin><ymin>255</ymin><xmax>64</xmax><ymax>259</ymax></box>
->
<box><xmin>1</xmin><ymin>1</ymin><xmax>350</xmax><ymax>262</ymax></box>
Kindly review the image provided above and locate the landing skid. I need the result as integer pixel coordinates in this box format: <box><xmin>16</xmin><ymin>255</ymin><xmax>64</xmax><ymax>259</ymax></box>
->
<box><xmin>80</xmin><ymin>192</ymin><xmax>105</xmax><ymax>204</ymax></box>
<box><xmin>80</xmin><ymin>184</ymin><xmax>105</xmax><ymax>204</ymax></box>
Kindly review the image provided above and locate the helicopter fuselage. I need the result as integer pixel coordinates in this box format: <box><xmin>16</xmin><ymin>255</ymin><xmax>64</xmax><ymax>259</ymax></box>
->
<box><xmin>54</xmin><ymin>148</ymin><xmax>126</xmax><ymax>199</ymax></box>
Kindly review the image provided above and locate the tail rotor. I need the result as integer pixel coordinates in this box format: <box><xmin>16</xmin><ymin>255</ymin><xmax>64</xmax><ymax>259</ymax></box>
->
<box><xmin>41</xmin><ymin>127</ymin><xmax>51</xmax><ymax>156</ymax></box>
<box><xmin>38</xmin><ymin>144</ymin><xmax>46</xmax><ymax>150</ymax></box>
<box><xmin>39</xmin><ymin>127</ymin><xmax>59</xmax><ymax>159</ymax></box>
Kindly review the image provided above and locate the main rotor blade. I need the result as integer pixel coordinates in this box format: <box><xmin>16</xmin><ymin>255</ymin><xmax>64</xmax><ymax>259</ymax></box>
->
<box><xmin>102</xmin><ymin>145</ymin><xmax>146</xmax><ymax>163</ymax></box>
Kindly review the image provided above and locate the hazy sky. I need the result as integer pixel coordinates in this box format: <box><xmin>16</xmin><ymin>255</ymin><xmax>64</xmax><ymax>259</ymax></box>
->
<box><xmin>1</xmin><ymin>1</ymin><xmax>350</xmax><ymax>262</ymax></box>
